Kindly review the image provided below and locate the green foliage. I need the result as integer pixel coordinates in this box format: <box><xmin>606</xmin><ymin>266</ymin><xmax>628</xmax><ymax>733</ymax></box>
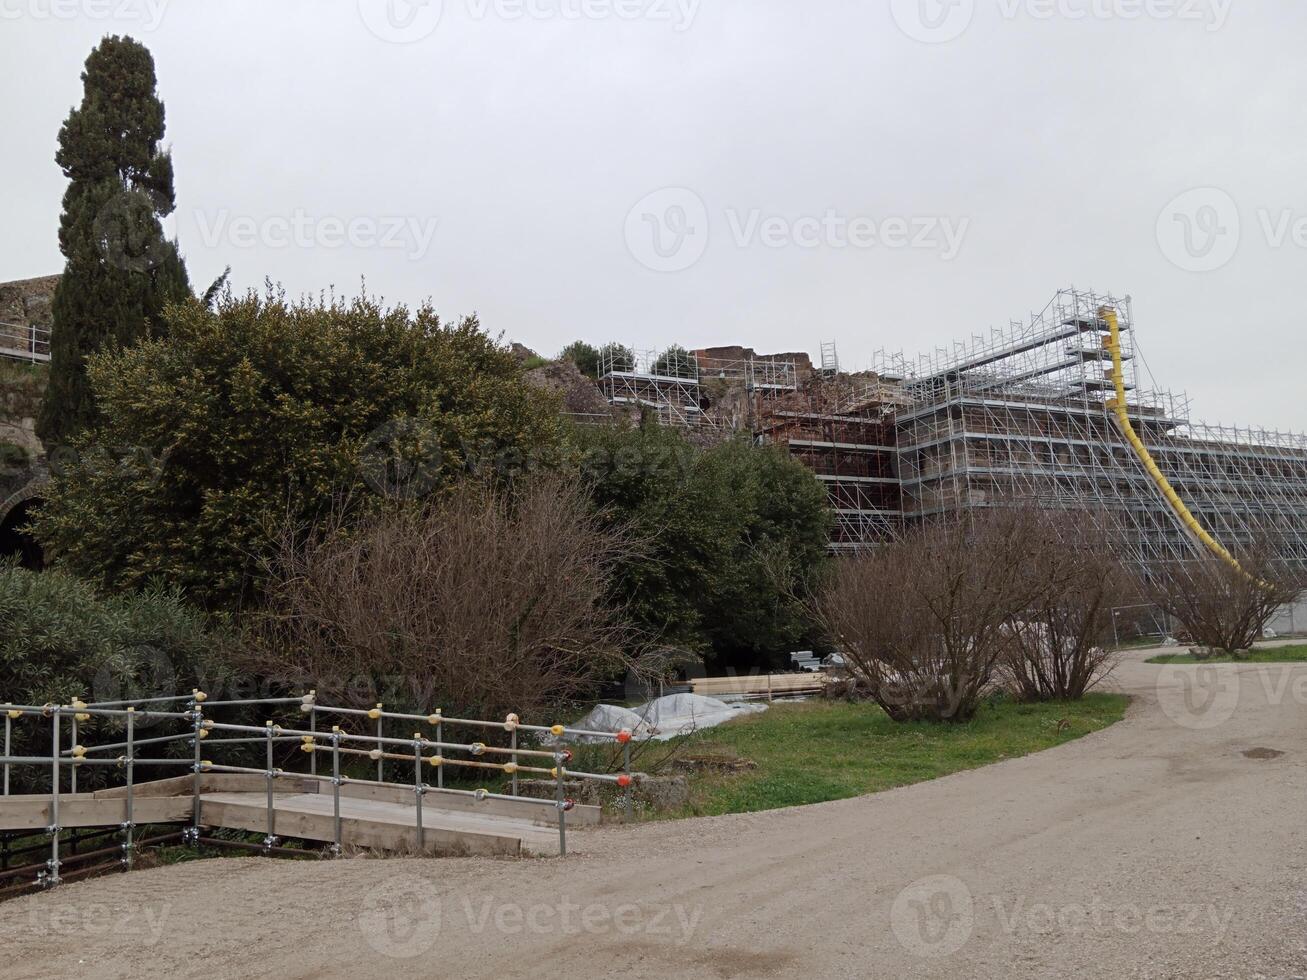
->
<box><xmin>34</xmin><ymin>290</ymin><xmax>562</xmax><ymax>608</ymax></box>
<box><xmin>1147</xmin><ymin>644</ymin><xmax>1307</xmax><ymax>664</ymax></box>
<box><xmin>0</xmin><ymin>441</ymin><xmax>30</xmax><ymax>472</ymax></box>
<box><xmin>0</xmin><ymin>360</ymin><xmax>48</xmax><ymax>421</ymax></box>
<box><xmin>666</xmin><ymin>694</ymin><xmax>1130</xmax><ymax>817</ymax></box>
<box><xmin>559</xmin><ymin>340</ymin><xmax>600</xmax><ymax>379</ymax></box>
<box><xmin>597</xmin><ymin>342</ymin><xmax>635</xmax><ymax>374</ymax></box>
<box><xmin>521</xmin><ymin>354</ymin><xmax>551</xmax><ymax>371</ymax></box>
<box><xmin>39</xmin><ymin>35</ymin><xmax>190</xmax><ymax>447</ymax></box>
<box><xmin>572</xmin><ymin>423</ymin><xmax>831</xmax><ymax>667</ymax></box>
<box><xmin>652</xmin><ymin>344</ymin><xmax>697</xmax><ymax>379</ymax></box>
<box><xmin>0</xmin><ymin>563</ymin><xmax>221</xmax><ymax>789</ymax></box>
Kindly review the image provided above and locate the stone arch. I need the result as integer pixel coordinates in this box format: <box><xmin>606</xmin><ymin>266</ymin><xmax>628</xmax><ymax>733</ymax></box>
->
<box><xmin>0</xmin><ymin>477</ymin><xmax>47</xmax><ymax>570</ymax></box>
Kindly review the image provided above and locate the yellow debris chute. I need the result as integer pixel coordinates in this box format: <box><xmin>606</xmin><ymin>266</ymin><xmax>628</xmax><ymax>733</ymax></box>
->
<box><xmin>1099</xmin><ymin>306</ymin><xmax>1249</xmax><ymax>577</ymax></box>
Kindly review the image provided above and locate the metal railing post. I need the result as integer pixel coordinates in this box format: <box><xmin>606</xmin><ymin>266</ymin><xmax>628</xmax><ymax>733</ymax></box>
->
<box><xmin>189</xmin><ymin>693</ymin><xmax>204</xmax><ymax>846</ymax></box>
<box><xmin>435</xmin><ymin>716</ymin><xmax>444</xmax><ymax>790</ymax></box>
<box><xmin>510</xmin><ymin>727</ymin><xmax>519</xmax><ymax>797</ymax></box>
<box><xmin>622</xmin><ymin>741</ymin><xmax>633</xmax><ymax>822</ymax></box>
<box><xmin>3</xmin><ymin>706</ymin><xmax>11</xmax><ymax>796</ymax></box>
<box><xmin>331</xmin><ymin>728</ymin><xmax>342</xmax><ymax>856</ymax></box>
<box><xmin>123</xmin><ymin>707</ymin><xmax>135</xmax><ymax>870</ymax></box>
<box><xmin>263</xmin><ymin>721</ymin><xmax>276</xmax><ymax>849</ymax></box>
<box><xmin>308</xmin><ymin>701</ymin><xmax>317</xmax><ymax>777</ymax></box>
<box><xmin>413</xmin><ymin>733</ymin><xmax>425</xmax><ymax>853</ymax></box>
<box><xmin>70</xmin><ymin>713</ymin><xmax>78</xmax><ymax>796</ymax></box>
<box><xmin>48</xmin><ymin>706</ymin><xmax>61</xmax><ymax>887</ymax></box>
<box><xmin>375</xmin><ymin>703</ymin><xmax>385</xmax><ymax>783</ymax></box>
<box><xmin>554</xmin><ymin>748</ymin><xmax>567</xmax><ymax>857</ymax></box>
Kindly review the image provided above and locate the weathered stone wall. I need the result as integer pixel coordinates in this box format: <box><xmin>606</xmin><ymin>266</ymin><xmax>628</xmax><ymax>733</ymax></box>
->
<box><xmin>0</xmin><ymin>277</ymin><xmax>55</xmax><ymax>512</ymax></box>
<box><xmin>0</xmin><ymin>275</ymin><xmax>58</xmax><ymax>358</ymax></box>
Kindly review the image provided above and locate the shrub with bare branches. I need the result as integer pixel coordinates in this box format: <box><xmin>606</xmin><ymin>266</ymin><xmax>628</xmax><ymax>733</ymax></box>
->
<box><xmin>1142</xmin><ymin>539</ymin><xmax>1303</xmax><ymax>658</ymax></box>
<box><xmin>244</xmin><ymin>476</ymin><xmax>645</xmax><ymax>722</ymax></box>
<box><xmin>814</xmin><ymin>510</ymin><xmax>1045</xmax><ymax>723</ymax></box>
<box><xmin>1000</xmin><ymin>513</ymin><xmax>1129</xmax><ymax>701</ymax></box>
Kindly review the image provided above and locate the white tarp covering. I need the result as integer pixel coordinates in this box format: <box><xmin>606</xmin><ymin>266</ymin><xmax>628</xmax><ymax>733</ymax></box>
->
<box><xmin>566</xmin><ymin>693</ymin><xmax>767</xmax><ymax>742</ymax></box>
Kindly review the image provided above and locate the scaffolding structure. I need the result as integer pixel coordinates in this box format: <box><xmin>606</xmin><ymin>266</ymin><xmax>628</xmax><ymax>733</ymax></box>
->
<box><xmin>598</xmin><ymin>346</ymin><xmax>798</xmax><ymax>429</ymax></box>
<box><xmin>593</xmin><ymin>288</ymin><xmax>1307</xmax><ymax>569</ymax></box>
<box><xmin>755</xmin><ymin>378</ymin><xmax>904</xmax><ymax>550</ymax></box>
<box><xmin>890</xmin><ymin>288</ymin><xmax>1307</xmax><ymax>568</ymax></box>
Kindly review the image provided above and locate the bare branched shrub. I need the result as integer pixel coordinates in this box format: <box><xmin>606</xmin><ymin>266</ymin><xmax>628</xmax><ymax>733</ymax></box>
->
<box><xmin>245</xmin><ymin>476</ymin><xmax>645</xmax><ymax>722</ymax></box>
<box><xmin>814</xmin><ymin>511</ymin><xmax>1044</xmax><ymax>722</ymax></box>
<box><xmin>1142</xmin><ymin>538</ymin><xmax>1304</xmax><ymax>658</ymax></box>
<box><xmin>1000</xmin><ymin>512</ymin><xmax>1129</xmax><ymax>701</ymax></box>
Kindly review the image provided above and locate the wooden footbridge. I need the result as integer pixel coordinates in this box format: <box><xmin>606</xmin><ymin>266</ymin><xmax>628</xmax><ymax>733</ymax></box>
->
<box><xmin>1</xmin><ymin>693</ymin><xmax>638</xmax><ymax>893</ymax></box>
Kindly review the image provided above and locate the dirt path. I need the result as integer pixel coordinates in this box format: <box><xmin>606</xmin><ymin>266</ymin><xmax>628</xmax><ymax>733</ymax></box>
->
<box><xmin>2</xmin><ymin>650</ymin><xmax>1305</xmax><ymax>979</ymax></box>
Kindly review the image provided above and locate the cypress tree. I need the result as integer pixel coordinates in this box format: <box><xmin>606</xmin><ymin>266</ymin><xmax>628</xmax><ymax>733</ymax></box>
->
<box><xmin>38</xmin><ymin>35</ymin><xmax>189</xmax><ymax>447</ymax></box>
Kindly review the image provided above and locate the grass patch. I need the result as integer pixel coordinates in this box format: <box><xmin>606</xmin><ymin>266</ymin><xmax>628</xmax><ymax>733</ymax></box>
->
<box><xmin>658</xmin><ymin>693</ymin><xmax>1129</xmax><ymax>817</ymax></box>
<box><xmin>1146</xmin><ymin>644</ymin><xmax>1307</xmax><ymax>665</ymax></box>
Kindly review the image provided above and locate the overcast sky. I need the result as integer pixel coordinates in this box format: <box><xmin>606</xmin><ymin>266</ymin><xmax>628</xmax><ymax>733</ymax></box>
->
<box><xmin>3</xmin><ymin>0</ymin><xmax>1305</xmax><ymax>431</ymax></box>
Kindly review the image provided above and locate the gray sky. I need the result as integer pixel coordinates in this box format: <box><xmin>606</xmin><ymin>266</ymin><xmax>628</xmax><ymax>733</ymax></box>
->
<box><xmin>3</xmin><ymin>0</ymin><xmax>1305</xmax><ymax>431</ymax></box>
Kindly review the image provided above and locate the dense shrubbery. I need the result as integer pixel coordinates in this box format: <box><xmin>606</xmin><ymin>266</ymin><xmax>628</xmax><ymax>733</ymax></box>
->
<box><xmin>816</xmin><ymin>511</ymin><xmax>1041</xmax><ymax>722</ymax></box>
<box><xmin>34</xmin><ymin>289</ymin><xmax>561</xmax><ymax>608</ymax></box>
<box><xmin>999</xmin><ymin>515</ymin><xmax>1129</xmax><ymax>701</ymax></box>
<box><xmin>0</xmin><ymin>564</ymin><xmax>218</xmax><ymax>707</ymax></box>
<box><xmin>243</xmin><ymin>477</ymin><xmax>642</xmax><ymax>721</ymax></box>
<box><xmin>1142</xmin><ymin>539</ymin><xmax>1303</xmax><ymax>657</ymax></box>
<box><xmin>559</xmin><ymin>340</ymin><xmax>600</xmax><ymax>378</ymax></box>
<box><xmin>817</xmin><ymin>510</ymin><xmax>1128</xmax><ymax>722</ymax></box>
<box><xmin>573</xmin><ymin>422</ymin><xmax>831</xmax><ymax>669</ymax></box>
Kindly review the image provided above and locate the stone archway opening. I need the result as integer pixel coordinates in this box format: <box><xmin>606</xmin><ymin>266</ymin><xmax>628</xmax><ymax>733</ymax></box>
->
<box><xmin>0</xmin><ymin>496</ymin><xmax>43</xmax><ymax>570</ymax></box>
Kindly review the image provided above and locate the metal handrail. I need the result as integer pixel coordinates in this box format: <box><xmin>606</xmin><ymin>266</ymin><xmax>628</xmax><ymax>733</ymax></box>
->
<box><xmin>0</xmin><ymin>320</ymin><xmax>51</xmax><ymax>363</ymax></box>
<box><xmin>0</xmin><ymin>690</ymin><xmax>642</xmax><ymax>889</ymax></box>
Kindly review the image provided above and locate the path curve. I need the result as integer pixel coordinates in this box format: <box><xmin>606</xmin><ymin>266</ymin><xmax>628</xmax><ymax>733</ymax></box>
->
<box><xmin>2</xmin><ymin>649</ymin><xmax>1305</xmax><ymax>979</ymax></box>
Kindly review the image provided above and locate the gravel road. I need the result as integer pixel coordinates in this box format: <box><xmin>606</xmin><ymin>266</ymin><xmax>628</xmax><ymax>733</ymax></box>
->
<box><xmin>2</xmin><ymin>648</ymin><xmax>1305</xmax><ymax>979</ymax></box>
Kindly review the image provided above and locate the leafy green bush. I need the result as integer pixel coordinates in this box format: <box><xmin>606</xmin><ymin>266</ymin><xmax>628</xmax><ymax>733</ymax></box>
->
<box><xmin>572</xmin><ymin>424</ymin><xmax>831</xmax><ymax>668</ymax></box>
<box><xmin>652</xmin><ymin>344</ymin><xmax>697</xmax><ymax>379</ymax></box>
<box><xmin>559</xmin><ymin>340</ymin><xmax>600</xmax><ymax>378</ymax></box>
<box><xmin>34</xmin><ymin>289</ymin><xmax>561</xmax><ymax>608</ymax></box>
<box><xmin>0</xmin><ymin>564</ymin><xmax>222</xmax><ymax>790</ymax></box>
<box><xmin>0</xmin><ymin>440</ymin><xmax>30</xmax><ymax>473</ymax></box>
<box><xmin>0</xmin><ymin>360</ymin><xmax>48</xmax><ymax>421</ymax></box>
<box><xmin>597</xmin><ymin>342</ymin><xmax>635</xmax><ymax>374</ymax></box>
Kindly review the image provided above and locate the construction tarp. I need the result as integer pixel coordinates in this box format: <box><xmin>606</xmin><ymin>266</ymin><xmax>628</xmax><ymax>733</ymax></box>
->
<box><xmin>564</xmin><ymin>694</ymin><xmax>767</xmax><ymax>743</ymax></box>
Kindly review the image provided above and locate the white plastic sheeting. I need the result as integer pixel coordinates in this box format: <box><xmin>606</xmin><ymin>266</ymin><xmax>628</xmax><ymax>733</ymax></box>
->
<box><xmin>566</xmin><ymin>693</ymin><xmax>767</xmax><ymax>743</ymax></box>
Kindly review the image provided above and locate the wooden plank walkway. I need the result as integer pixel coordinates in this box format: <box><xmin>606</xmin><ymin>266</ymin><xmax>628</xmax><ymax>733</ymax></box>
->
<box><xmin>0</xmin><ymin>775</ymin><xmax>597</xmax><ymax>858</ymax></box>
